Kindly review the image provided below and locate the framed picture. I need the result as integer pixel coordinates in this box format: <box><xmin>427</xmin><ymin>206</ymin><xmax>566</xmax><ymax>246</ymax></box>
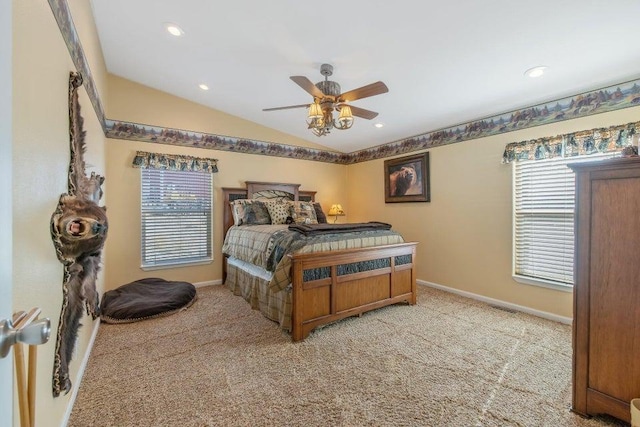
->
<box><xmin>384</xmin><ymin>152</ymin><xmax>430</xmax><ymax>203</ymax></box>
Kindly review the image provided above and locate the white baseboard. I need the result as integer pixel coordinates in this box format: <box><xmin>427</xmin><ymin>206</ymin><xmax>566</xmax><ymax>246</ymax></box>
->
<box><xmin>61</xmin><ymin>319</ymin><xmax>101</xmax><ymax>427</ymax></box>
<box><xmin>193</xmin><ymin>279</ymin><xmax>222</xmax><ymax>288</ymax></box>
<box><xmin>417</xmin><ymin>280</ymin><xmax>572</xmax><ymax>325</ymax></box>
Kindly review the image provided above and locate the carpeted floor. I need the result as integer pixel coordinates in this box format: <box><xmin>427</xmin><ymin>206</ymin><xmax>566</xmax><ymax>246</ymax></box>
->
<box><xmin>68</xmin><ymin>285</ymin><xmax>628</xmax><ymax>427</ymax></box>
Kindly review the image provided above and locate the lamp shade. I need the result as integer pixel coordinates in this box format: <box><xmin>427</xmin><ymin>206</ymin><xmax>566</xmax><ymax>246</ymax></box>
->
<box><xmin>336</xmin><ymin>105</ymin><xmax>354</xmax><ymax>130</ymax></box>
<box><xmin>328</xmin><ymin>204</ymin><xmax>345</xmax><ymax>216</ymax></box>
<box><xmin>307</xmin><ymin>102</ymin><xmax>323</xmax><ymax>119</ymax></box>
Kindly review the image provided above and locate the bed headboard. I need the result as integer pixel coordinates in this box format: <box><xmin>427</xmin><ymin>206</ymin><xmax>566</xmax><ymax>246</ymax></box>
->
<box><xmin>221</xmin><ymin>181</ymin><xmax>316</xmax><ymax>238</ymax></box>
<box><xmin>247</xmin><ymin>181</ymin><xmax>300</xmax><ymax>199</ymax></box>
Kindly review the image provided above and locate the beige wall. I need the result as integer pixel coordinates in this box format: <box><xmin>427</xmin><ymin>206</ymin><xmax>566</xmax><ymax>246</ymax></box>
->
<box><xmin>105</xmin><ymin>76</ymin><xmax>347</xmax><ymax>289</ymax></box>
<box><xmin>12</xmin><ymin>1</ymin><xmax>107</xmax><ymax>426</ymax></box>
<box><xmin>347</xmin><ymin>105</ymin><xmax>640</xmax><ymax>318</ymax></box>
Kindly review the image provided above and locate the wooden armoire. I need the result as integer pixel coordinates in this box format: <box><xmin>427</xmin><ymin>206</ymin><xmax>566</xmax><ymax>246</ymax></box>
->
<box><xmin>569</xmin><ymin>157</ymin><xmax>640</xmax><ymax>423</ymax></box>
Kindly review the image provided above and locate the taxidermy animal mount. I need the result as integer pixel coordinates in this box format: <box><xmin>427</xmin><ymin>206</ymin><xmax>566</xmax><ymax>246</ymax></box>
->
<box><xmin>50</xmin><ymin>72</ymin><xmax>108</xmax><ymax>397</ymax></box>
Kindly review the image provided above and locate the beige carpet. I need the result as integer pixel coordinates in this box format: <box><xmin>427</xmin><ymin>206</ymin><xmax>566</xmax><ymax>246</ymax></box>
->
<box><xmin>68</xmin><ymin>285</ymin><xmax>628</xmax><ymax>427</ymax></box>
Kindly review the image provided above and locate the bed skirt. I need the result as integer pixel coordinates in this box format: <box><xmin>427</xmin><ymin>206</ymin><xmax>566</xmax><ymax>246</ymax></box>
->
<box><xmin>225</xmin><ymin>257</ymin><xmax>292</xmax><ymax>331</ymax></box>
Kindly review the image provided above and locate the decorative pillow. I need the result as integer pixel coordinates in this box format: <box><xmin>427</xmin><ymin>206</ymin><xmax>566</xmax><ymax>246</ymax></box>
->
<box><xmin>264</xmin><ymin>200</ymin><xmax>290</xmax><ymax>225</ymax></box>
<box><xmin>100</xmin><ymin>278</ymin><xmax>197</xmax><ymax>324</ymax></box>
<box><xmin>239</xmin><ymin>200</ymin><xmax>270</xmax><ymax>225</ymax></box>
<box><xmin>289</xmin><ymin>201</ymin><xmax>318</xmax><ymax>224</ymax></box>
<box><xmin>231</xmin><ymin>199</ymin><xmax>271</xmax><ymax>226</ymax></box>
<box><xmin>312</xmin><ymin>202</ymin><xmax>327</xmax><ymax>224</ymax></box>
<box><xmin>230</xmin><ymin>199</ymin><xmax>248</xmax><ymax>226</ymax></box>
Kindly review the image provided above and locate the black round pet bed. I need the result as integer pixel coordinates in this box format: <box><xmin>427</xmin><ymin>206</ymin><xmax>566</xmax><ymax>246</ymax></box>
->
<box><xmin>100</xmin><ymin>277</ymin><xmax>197</xmax><ymax>324</ymax></box>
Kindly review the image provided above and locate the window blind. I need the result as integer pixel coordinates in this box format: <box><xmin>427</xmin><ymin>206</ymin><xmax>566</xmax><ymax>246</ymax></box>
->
<box><xmin>513</xmin><ymin>153</ymin><xmax>615</xmax><ymax>285</ymax></box>
<box><xmin>141</xmin><ymin>168</ymin><xmax>212</xmax><ymax>268</ymax></box>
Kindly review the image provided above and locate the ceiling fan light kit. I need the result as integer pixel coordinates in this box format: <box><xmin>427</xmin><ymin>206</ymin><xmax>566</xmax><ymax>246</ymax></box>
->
<box><xmin>264</xmin><ymin>63</ymin><xmax>388</xmax><ymax>137</ymax></box>
<box><xmin>335</xmin><ymin>105</ymin><xmax>354</xmax><ymax>129</ymax></box>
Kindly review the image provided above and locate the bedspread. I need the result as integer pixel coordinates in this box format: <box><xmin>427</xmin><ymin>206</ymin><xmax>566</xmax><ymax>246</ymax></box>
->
<box><xmin>222</xmin><ymin>224</ymin><xmax>288</xmax><ymax>269</ymax></box>
<box><xmin>222</xmin><ymin>225</ymin><xmax>405</xmax><ymax>293</ymax></box>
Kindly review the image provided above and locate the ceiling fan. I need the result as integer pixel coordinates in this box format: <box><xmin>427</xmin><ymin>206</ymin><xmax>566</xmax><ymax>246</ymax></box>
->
<box><xmin>263</xmin><ymin>63</ymin><xmax>389</xmax><ymax>136</ymax></box>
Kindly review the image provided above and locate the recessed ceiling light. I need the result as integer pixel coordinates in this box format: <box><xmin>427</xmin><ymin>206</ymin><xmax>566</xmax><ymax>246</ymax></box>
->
<box><xmin>374</xmin><ymin>123</ymin><xmax>384</xmax><ymax>128</ymax></box>
<box><xmin>198</xmin><ymin>84</ymin><xmax>209</xmax><ymax>91</ymax></box>
<box><xmin>165</xmin><ymin>23</ymin><xmax>184</xmax><ymax>37</ymax></box>
<box><xmin>525</xmin><ymin>66</ymin><xmax>547</xmax><ymax>78</ymax></box>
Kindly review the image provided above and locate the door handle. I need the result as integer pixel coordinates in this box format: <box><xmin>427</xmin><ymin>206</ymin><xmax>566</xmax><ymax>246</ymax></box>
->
<box><xmin>0</xmin><ymin>318</ymin><xmax>50</xmax><ymax>358</ymax></box>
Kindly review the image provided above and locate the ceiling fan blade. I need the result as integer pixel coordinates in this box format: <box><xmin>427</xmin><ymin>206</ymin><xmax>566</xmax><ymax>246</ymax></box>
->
<box><xmin>348</xmin><ymin>105</ymin><xmax>379</xmax><ymax>120</ymax></box>
<box><xmin>339</xmin><ymin>81</ymin><xmax>389</xmax><ymax>102</ymax></box>
<box><xmin>290</xmin><ymin>76</ymin><xmax>325</xmax><ymax>98</ymax></box>
<box><xmin>263</xmin><ymin>104</ymin><xmax>310</xmax><ymax>112</ymax></box>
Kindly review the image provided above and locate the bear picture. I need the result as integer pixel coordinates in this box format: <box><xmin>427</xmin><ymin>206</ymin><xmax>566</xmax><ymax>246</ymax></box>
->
<box><xmin>384</xmin><ymin>152</ymin><xmax>430</xmax><ymax>203</ymax></box>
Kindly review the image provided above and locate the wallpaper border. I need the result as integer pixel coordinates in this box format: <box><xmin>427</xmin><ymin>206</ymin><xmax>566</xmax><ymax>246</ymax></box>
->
<box><xmin>51</xmin><ymin>0</ymin><xmax>640</xmax><ymax>164</ymax></box>
<box><xmin>48</xmin><ymin>0</ymin><xmax>107</xmax><ymax>132</ymax></box>
<box><xmin>105</xmin><ymin>120</ymin><xmax>350</xmax><ymax>164</ymax></box>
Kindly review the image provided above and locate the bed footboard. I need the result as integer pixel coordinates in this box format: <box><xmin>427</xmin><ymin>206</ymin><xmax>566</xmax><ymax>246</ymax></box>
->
<box><xmin>289</xmin><ymin>242</ymin><xmax>417</xmax><ymax>341</ymax></box>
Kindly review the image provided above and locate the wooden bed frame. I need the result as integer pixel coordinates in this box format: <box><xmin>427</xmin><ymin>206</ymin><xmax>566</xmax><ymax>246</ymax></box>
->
<box><xmin>222</xmin><ymin>181</ymin><xmax>417</xmax><ymax>341</ymax></box>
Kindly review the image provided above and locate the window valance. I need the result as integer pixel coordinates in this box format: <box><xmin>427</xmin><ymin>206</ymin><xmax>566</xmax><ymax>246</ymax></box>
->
<box><xmin>502</xmin><ymin>121</ymin><xmax>639</xmax><ymax>164</ymax></box>
<box><xmin>132</xmin><ymin>151</ymin><xmax>218</xmax><ymax>173</ymax></box>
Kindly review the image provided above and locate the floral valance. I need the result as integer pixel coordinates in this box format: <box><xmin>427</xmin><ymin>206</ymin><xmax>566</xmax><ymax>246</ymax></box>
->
<box><xmin>132</xmin><ymin>151</ymin><xmax>218</xmax><ymax>173</ymax></box>
<box><xmin>502</xmin><ymin>121</ymin><xmax>640</xmax><ymax>164</ymax></box>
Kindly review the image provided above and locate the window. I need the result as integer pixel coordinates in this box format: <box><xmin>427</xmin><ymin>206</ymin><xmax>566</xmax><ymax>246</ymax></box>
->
<box><xmin>513</xmin><ymin>153</ymin><xmax>616</xmax><ymax>289</ymax></box>
<box><xmin>141</xmin><ymin>168</ymin><xmax>212</xmax><ymax>269</ymax></box>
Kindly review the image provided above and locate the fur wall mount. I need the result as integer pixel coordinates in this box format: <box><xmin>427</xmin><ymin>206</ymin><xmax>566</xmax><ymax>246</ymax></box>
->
<box><xmin>50</xmin><ymin>72</ymin><xmax>108</xmax><ymax>397</ymax></box>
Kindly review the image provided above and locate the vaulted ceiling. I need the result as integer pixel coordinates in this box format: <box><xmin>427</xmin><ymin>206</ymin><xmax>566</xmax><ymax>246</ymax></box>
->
<box><xmin>90</xmin><ymin>0</ymin><xmax>640</xmax><ymax>153</ymax></box>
